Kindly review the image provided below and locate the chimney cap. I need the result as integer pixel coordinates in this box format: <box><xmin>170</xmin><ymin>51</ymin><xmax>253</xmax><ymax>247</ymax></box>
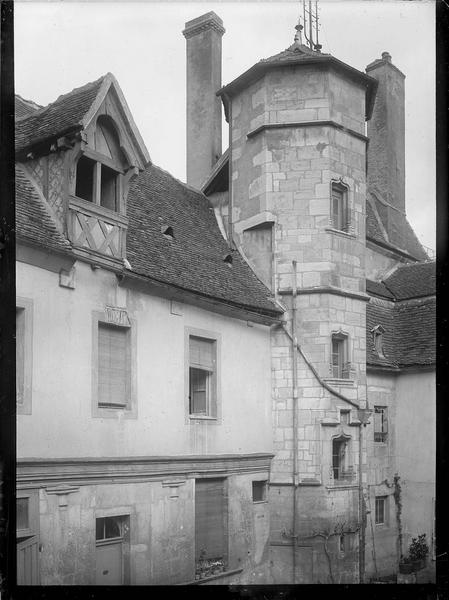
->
<box><xmin>381</xmin><ymin>51</ymin><xmax>392</xmax><ymax>62</ymax></box>
<box><xmin>183</xmin><ymin>11</ymin><xmax>225</xmax><ymax>39</ymax></box>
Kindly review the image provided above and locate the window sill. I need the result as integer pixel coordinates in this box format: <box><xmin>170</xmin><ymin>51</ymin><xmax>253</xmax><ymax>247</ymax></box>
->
<box><xmin>326</xmin><ymin>483</ymin><xmax>358</xmax><ymax>490</ymax></box>
<box><xmin>252</xmin><ymin>500</ymin><xmax>268</xmax><ymax>505</ymax></box>
<box><xmin>180</xmin><ymin>568</ymin><xmax>243</xmax><ymax>585</ymax></box>
<box><xmin>189</xmin><ymin>415</ymin><xmax>217</xmax><ymax>421</ymax></box>
<box><xmin>325</xmin><ymin>227</ymin><xmax>356</xmax><ymax>239</ymax></box>
<box><xmin>93</xmin><ymin>406</ymin><xmax>137</xmax><ymax>420</ymax></box>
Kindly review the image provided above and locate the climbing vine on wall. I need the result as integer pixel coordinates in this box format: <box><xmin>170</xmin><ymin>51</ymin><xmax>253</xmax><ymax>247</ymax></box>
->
<box><xmin>392</xmin><ymin>474</ymin><xmax>403</xmax><ymax>559</ymax></box>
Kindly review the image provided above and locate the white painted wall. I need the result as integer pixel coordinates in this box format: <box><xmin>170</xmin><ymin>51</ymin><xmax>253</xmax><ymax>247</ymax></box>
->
<box><xmin>17</xmin><ymin>259</ymin><xmax>273</xmax><ymax>458</ymax></box>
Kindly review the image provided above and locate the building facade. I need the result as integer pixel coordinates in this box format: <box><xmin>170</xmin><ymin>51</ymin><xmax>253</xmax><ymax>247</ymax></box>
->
<box><xmin>15</xmin><ymin>11</ymin><xmax>435</xmax><ymax>586</ymax></box>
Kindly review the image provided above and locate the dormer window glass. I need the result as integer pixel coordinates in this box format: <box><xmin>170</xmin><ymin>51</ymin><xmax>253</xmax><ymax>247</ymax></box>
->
<box><xmin>75</xmin><ymin>116</ymin><xmax>125</xmax><ymax>213</ymax></box>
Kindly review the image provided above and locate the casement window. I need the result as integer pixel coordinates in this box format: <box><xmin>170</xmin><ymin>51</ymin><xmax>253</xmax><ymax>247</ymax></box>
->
<box><xmin>195</xmin><ymin>479</ymin><xmax>228</xmax><ymax>578</ymax></box>
<box><xmin>92</xmin><ymin>310</ymin><xmax>136</xmax><ymax>418</ymax></box>
<box><xmin>189</xmin><ymin>336</ymin><xmax>217</xmax><ymax>418</ymax></box>
<box><xmin>331</xmin><ymin>333</ymin><xmax>350</xmax><ymax>379</ymax></box>
<box><xmin>16</xmin><ymin>298</ymin><xmax>33</xmax><ymax>415</ymax></box>
<box><xmin>75</xmin><ymin>117</ymin><xmax>125</xmax><ymax>212</ymax></box>
<box><xmin>374</xmin><ymin>406</ymin><xmax>388</xmax><ymax>443</ymax></box>
<box><xmin>95</xmin><ymin>515</ymin><xmax>130</xmax><ymax>585</ymax></box>
<box><xmin>16</xmin><ymin>490</ymin><xmax>40</xmax><ymax>585</ymax></box>
<box><xmin>252</xmin><ymin>480</ymin><xmax>267</xmax><ymax>503</ymax></box>
<box><xmin>332</xmin><ymin>436</ymin><xmax>354</xmax><ymax>482</ymax></box>
<box><xmin>375</xmin><ymin>496</ymin><xmax>388</xmax><ymax>525</ymax></box>
<box><xmin>331</xmin><ymin>182</ymin><xmax>349</xmax><ymax>232</ymax></box>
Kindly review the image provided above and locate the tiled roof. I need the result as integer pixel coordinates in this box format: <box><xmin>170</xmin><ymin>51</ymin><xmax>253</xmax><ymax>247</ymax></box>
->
<box><xmin>366</xmin><ymin>261</ymin><xmax>435</xmax><ymax>368</ymax></box>
<box><xmin>126</xmin><ymin>164</ymin><xmax>281</xmax><ymax>316</ymax></box>
<box><xmin>15</xmin><ymin>76</ymin><xmax>105</xmax><ymax>154</ymax></box>
<box><xmin>15</xmin><ymin>95</ymin><xmax>42</xmax><ymax>119</ymax></box>
<box><xmin>383</xmin><ymin>261</ymin><xmax>436</xmax><ymax>300</ymax></box>
<box><xmin>366</xmin><ymin>279</ymin><xmax>395</xmax><ymax>300</ymax></box>
<box><xmin>366</xmin><ymin>297</ymin><xmax>436</xmax><ymax>368</ymax></box>
<box><xmin>366</xmin><ymin>191</ymin><xmax>428</xmax><ymax>260</ymax></box>
<box><xmin>15</xmin><ymin>166</ymin><xmax>71</xmax><ymax>254</ymax></box>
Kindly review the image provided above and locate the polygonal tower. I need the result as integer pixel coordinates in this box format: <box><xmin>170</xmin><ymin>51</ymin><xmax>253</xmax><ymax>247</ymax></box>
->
<box><xmin>215</xmin><ymin>22</ymin><xmax>377</xmax><ymax>583</ymax></box>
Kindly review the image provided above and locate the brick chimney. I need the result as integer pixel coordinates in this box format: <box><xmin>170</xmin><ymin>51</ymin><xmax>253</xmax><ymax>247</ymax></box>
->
<box><xmin>366</xmin><ymin>51</ymin><xmax>405</xmax><ymax>213</ymax></box>
<box><xmin>183</xmin><ymin>12</ymin><xmax>225</xmax><ymax>189</ymax></box>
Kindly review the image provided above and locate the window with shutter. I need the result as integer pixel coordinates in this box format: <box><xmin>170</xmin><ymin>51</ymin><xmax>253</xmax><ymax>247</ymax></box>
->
<box><xmin>98</xmin><ymin>323</ymin><xmax>130</xmax><ymax>408</ymax></box>
<box><xmin>189</xmin><ymin>336</ymin><xmax>217</xmax><ymax>417</ymax></box>
<box><xmin>195</xmin><ymin>479</ymin><xmax>227</xmax><ymax>578</ymax></box>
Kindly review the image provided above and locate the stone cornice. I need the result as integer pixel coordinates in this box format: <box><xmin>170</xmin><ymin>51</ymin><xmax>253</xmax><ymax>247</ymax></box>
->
<box><xmin>17</xmin><ymin>453</ymin><xmax>274</xmax><ymax>488</ymax></box>
<box><xmin>278</xmin><ymin>285</ymin><xmax>370</xmax><ymax>302</ymax></box>
<box><xmin>183</xmin><ymin>12</ymin><xmax>225</xmax><ymax>39</ymax></box>
<box><xmin>246</xmin><ymin>120</ymin><xmax>368</xmax><ymax>143</ymax></box>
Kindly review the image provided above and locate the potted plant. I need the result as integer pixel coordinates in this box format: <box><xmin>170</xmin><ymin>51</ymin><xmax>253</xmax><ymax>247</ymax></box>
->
<box><xmin>399</xmin><ymin>555</ymin><xmax>414</xmax><ymax>574</ymax></box>
<box><xmin>409</xmin><ymin>534</ymin><xmax>429</xmax><ymax>571</ymax></box>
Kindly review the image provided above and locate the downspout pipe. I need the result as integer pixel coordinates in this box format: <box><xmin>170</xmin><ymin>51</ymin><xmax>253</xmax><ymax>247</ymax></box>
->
<box><xmin>224</xmin><ymin>92</ymin><xmax>234</xmax><ymax>249</ymax></box>
<box><xmin>291</xmin><ymin>261</ymin><xmax>299</xmax><ymax>583</ymax></box>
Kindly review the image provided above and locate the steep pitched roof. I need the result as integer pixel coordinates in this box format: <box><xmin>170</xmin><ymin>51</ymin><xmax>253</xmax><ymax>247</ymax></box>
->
<box><xmin>366</xmin><ymin>191</ymin><xmax>428</xmax><ymax>261</ymax></box>
<box><xmin>15</xmin><ymin>95</ymin><xmax>42</xmax><ymax>119</ymax></box>
<box><xmin>382</xmin><ymin>261</ymin><xmax>436</xmax><ymax>300</ymax></box>
<box><xmin>126</xmin><ymin>164</ymin><xmax>281</xmax><ymax>316</ymax></box>
<box><xmin>16</xmin><ymin>76</ymin><xmax>105</xmax><ymax>154</ymax></box>
<box><xmin>15</xmin><ymin>166</ymin><xmax>71</xmax><ymax>254</ymax></box>
<box><xmin>366</xmin><ymin>279</ymin><xmax>395</xmax><ymax>300</ymax></box>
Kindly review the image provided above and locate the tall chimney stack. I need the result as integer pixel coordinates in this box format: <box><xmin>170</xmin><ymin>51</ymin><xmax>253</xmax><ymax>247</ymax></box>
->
<box><xmin>366</xmin><ymin>52</ymin><xmax>406</xmax><ymax>213</ymax></box>
<box><xmin>183</xmin><ymin>12</ymin><xmax>225</xmax><ymax>189</ymax></box>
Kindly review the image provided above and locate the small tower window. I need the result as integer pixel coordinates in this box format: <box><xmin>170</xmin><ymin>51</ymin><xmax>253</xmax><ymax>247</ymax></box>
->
<box><xmin>331</xmin><ymin>332</ymin><xmax>350</xmax><ymax>379</ymax></box>
<box><xmin>331</xmin><ymin>182</ymin><xmax>349</xmax><ymax>232</ymax></box>
<box><xmin>332</xmin><ymin>436</ymin><xmax>353</xmax><ymax>481</ymax></box>
<box><xmin>373</xmin><ymin>406</ymin><xmax>388</xmax><ymax>443</ymax></box>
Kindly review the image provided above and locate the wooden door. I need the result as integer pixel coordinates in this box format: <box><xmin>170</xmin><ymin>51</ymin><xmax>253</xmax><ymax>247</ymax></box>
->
<box><xmin>95</xmin><ymin>541</ymin><xmax>123</xmax><ymax>585</ymax></box>
<box><xmin>17</xmin><ymin>536</ymin><xmax>39</xmax><ymax>585</ymax></box>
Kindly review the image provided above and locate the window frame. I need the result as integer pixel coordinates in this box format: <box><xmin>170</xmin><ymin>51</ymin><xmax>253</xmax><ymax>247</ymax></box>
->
<box><xmin>331</xmin><ymin>435</ymin><xmax>354</xmax><ymax>483</ymax></box>
<box><xmin>16</xmin><ymin>297</ymin><xmax>33</xmax><ymax>415</ymax></box>
<box><xmin>375</xmin><ymin>495</ymin><xmax>388</xmax><ymax>526</ymax></box>
<box><xmin>75</xmin><ymin>149</ymin><xmax>124</xmax><ymax>213</ymax></box>
<box><xmin>16</xmin><ymin>489</ymin><xmax>39</xmax><ymax>540</ymax></box>
<box><xmin>330</xmin><ymin>331</ymin><xmax>351</xmax><ymax>380</ymax></box>
<box><xmin>92</xmin><ymin>310</ymin><xmax>137</xmax><ymax>419</ymax></box>
<box><xmin>252</xmin><ymin>480</ymin><xmax>268</xmax><ymax>503</ymax></box>
<box><xmin>373</xmin><ymin>406</ymin><xmax>388</xmax><ymax>443</ymax></box>
<box><xmin>330</xmin><ymin>180</ymin><xmax>350</xmax><ymax>233</ymax></box>
<box><xmin>185</xmin><ymin>327</ymin><xmax>221</xmax><ymax>422</ymax></box>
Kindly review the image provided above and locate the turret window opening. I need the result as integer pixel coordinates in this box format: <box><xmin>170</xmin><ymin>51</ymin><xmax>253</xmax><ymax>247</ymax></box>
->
<box><xmin>331</xmin><ymin>332</ymin><xmax>350</xmax><ymax>379</ymax></box>
<box><xmin>331</xmin><ymin>182</ymin><xmax>349</xmax><ymax>232</ymax></box>
<box><xmin>332</xmin><ymin>436</ymin><xmax>353</xmax><ymax>481</ymax></box>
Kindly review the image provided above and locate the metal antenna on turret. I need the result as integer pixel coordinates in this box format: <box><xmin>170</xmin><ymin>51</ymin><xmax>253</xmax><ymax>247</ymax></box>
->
<box><xmin>302</xmin><ymin>0</ymin><xmax>322</xmax><ymax>52</ymax></box>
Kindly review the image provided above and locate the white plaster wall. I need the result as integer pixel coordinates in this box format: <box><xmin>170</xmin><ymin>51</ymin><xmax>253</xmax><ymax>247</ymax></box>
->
<box><xmin>16</xmin><ymin>260</ymin><xmax>273</xmax><ymax>458</ymax></box>
<box><xmin>395</xmin><ymin>370</ymin><xmax>435</xmax><ymax>552</ymax></box>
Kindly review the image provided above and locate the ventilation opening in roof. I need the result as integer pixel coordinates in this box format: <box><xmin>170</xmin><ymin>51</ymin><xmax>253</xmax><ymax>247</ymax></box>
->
<box><xmin>162</xmin><ymin>226</ymin><xmax>175</xmax><ymax>240</ymax></box>
<box><xmin>223</xmin><ymin>253</ymin><xmax>233</xmax><ymax>267</ymax></box>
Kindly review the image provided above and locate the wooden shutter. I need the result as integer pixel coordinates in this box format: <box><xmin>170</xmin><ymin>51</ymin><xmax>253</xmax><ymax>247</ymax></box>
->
<box><xmin>98</xmin><ymin>323</ymin><xmax>128</xmax><ymax>407</ymax></box>
<box><xmin>195</xmin><ymin>479</ymin><xmax>227</xmax><ymax>561</ymax></box>
<box><xmin>190</xmin><ymin>337</ymin><xmax>214</xmax><ymax>369</ymax></box>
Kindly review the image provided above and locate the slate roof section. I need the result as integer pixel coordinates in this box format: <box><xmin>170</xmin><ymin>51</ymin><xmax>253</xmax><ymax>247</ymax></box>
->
<box><xmin>126</xmin><ymin>164</ymin><xmax>281</xmax><ymax>316</ymax></box>
<box><xmin>15</xmin><ymin>76</ymin><xmax>105</xmax><ymax>154</ymax></box>
<box><xmin>382</xmin><ymin>261</ymin><xmax>436</xmax><ymax>300</ymax></box>
<box><xmin>15</xmin><ymin>166</ymin><xmax>72</xmax><ymax>254</ymax></box>
<box><xmin>366</xmin><ymin>261</ymin><xmax>435</xmax><ymax>369</ymax></box>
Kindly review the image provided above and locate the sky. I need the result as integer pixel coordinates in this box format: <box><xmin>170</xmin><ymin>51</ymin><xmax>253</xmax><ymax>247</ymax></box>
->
<box><xmin>14</xmin><ymin>0</ymin><xmax>436</xmax><ymax>251</ymax></box>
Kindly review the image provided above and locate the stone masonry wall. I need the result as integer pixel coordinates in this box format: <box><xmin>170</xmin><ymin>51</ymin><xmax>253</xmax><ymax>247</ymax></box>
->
<box><xmin>229</xmin><ymin>63</ymin><xmax>369</xmax><ymax>583</ymax></box>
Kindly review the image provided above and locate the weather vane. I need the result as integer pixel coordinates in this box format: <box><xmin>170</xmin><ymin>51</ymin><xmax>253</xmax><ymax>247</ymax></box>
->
<box><xmin>297</xmin><ymin>0</ymin><xmax>321</xmax><ymax>52</ymax></box>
